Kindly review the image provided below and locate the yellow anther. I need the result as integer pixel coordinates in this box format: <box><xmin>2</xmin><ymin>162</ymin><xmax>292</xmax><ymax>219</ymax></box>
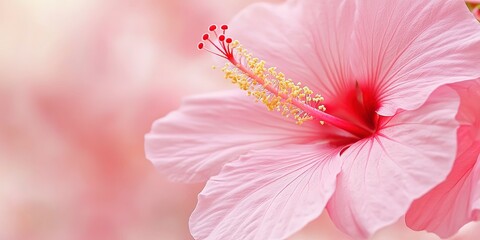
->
<box><xmin>219</xmin><ymin>42</ymin><xmax>326</xmax><ymax>125</ymax></box>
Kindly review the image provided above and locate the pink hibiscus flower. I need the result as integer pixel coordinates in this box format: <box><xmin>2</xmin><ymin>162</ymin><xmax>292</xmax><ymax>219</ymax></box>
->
<box><xmin>406</xmin><ymin>79</ymin><xmax>480</xmax><ymax>238</ymax></box>
<box><xmin>145</xmin><ymin>0</ymin><xmax>480</xmax><ymax>239</ymax></box>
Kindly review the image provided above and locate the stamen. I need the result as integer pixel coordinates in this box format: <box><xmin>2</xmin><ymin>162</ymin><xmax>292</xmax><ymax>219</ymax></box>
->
<box><xmin>197</xmin><ymin>24</ymin><xmax>373</xmax><ymax>137</ymax></box>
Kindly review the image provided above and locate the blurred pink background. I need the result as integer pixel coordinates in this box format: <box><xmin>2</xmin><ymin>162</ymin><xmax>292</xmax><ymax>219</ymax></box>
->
<box><xmin>0</xmin><ymin>0</ymin><xmax>479</xmax><ymax>239</ymax></box>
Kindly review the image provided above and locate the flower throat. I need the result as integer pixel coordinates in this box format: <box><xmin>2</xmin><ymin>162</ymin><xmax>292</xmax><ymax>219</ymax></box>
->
<box><xmin>198</xmin><ymin>24</ymin><xmax>374</xmax><ymax>138</ymax></box>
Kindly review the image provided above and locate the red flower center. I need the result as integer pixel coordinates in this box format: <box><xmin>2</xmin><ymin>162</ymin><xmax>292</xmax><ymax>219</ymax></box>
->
<box><xmin>326</xmin><ymin>83</ymin><xmax>380</xmax><ymax>137</ymax></box>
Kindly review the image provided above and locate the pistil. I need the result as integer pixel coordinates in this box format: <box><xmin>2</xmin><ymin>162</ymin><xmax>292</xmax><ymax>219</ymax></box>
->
<box><xmin>198</xmin><ymin>24</ymin><xmax>374</xmax><ymax>138</ymax></box>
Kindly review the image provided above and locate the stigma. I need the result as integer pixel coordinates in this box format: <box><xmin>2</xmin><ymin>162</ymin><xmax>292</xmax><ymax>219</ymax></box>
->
<box><xmin>198</xmin><ymin>24</ymin><xmax>326</xmax><ymax>125</ymax></box>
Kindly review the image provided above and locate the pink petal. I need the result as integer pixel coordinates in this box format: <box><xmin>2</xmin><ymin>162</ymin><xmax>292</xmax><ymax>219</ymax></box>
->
<box><xmin>406</xmin><ymin>79</ymin><xmax>480</xmax><ymax>237</ymax></box>
<box><xmin>229</xmin><ymin>0</ymin><xmax>356</xmax><ymax>101</ymax></box>
<box><xmin>472</xmin><ymin>156</ymin><xmax>480</xmax><ymax>220</ymax></box>
<box><xmin>145</xmin><ymin>90</ymin><xmax>327</xmax><ymax>182</ymax></box>
<box><xmin>230</xmin><ymin>0</ymin><xmax>480</xmax><ymax>116</ymax></box>
<box><xmin>405</xmin><ymin>150</ymin><xmax>479</xmax><ymax>238</ymax></box>
<box><xmin>351</xmin><ymin>0</ymin><xmax>480</xmax><ymax>115</ymax></box>
<box><xmin>189</xmin><ymin>143</ymin><xmax>342</xmax><ymax>240</ymax></box>
<box><xmin>327</xmin><ymin>86</ymin><xmax>460</xmax><ymax>239</ymax></box>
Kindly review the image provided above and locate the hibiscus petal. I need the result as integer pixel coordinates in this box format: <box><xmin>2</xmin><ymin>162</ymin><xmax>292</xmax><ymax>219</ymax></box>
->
<box><xmin>189</xmin><ymin>143</ymin><xmax>342</xmax><ymax>240</ymax></box>
<box><xmin>229</xmin><ymin>0</ymin><xmax>356</xmax><ymax>101</ymax></box>
<box><xmin>145</xmin><ymin>90</ymin><xmax>326</xmax><ymax>182</ymax></box>
<box><xmin>471</xmin><ymin>157</ymin><xmax>480</xmax><ymax>220</ymax></box>
<box><xmin>326</xmin><ymin>86</ymin><xmax>460</xmax><ymax>239</ymax></box>
<box><xmin>405</xmin><ymin>147</ymin><xmax>479</xmax><ymax>238</ymax></box>
<box><xmin>405</xmin><ymin>79</ymin><xmax>480</xmax><ymax>237</ymax></box>
<box><xmin>230</xmin><ymin>0</ymin><xmax>480</xmax><ymax>116</ymax></box>
<box><xmin>351</xmin><ymin>0</ymin><xmax>480</xmax><ymax>115</ymax></box>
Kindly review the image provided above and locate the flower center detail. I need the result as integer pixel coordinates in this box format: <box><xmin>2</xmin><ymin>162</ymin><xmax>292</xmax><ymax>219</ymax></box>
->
<box><xmin>198</xmin><ymin>24</ymin><xmax>374</xmax><ymax>138</ymax></box>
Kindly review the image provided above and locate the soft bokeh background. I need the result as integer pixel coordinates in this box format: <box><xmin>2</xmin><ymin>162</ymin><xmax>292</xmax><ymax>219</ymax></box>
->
<box><xmin>1</xmin><ymin>0</ymin><xmax>479</xmax><ymax>239</ymax></box>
